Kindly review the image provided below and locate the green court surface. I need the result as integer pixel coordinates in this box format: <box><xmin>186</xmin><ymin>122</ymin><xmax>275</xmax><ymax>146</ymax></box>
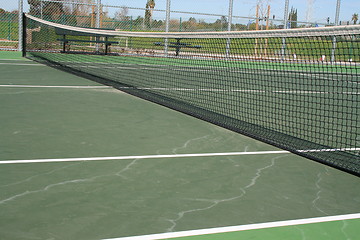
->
<box><xmin>0</xmin><ymin>51</ymin><xmax>359</xmax><ymax>240</ymax></box>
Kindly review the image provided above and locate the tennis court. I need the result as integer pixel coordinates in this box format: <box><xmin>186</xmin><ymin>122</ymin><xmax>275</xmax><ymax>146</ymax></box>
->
<box><xmin>0</xmin><ymin>50</ymin><xmax>359</xmax><ymax>239</ymax></box>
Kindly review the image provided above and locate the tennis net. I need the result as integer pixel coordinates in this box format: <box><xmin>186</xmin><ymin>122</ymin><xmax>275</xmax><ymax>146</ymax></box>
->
<box><xmin>23</xmin><ymin>14</ymin><xmax>360</xmax><ymax>176</ymax></box>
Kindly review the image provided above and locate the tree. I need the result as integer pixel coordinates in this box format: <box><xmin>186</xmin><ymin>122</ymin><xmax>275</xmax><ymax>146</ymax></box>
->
<box><xmin>43</xmin><ymin>2</ymin><xmax>64</xmax><ymax>20</ymax></box>
<box><xmin>115</xmin><ymin>6</ymin><xmax>129</xmax><ymax>21</ymax></box>
<box><xmin>68</xmin><ymin>0</ymin><xmax>93</xmax><ymax>27</ymax></box>
<box><xmin>288</xmin><ymin>7</ymin><xmax>297</xmax><ymax>28</ymax></box>
<box><xmin>144</xmin><ymin>0</ymin><xmax>155</xmax><ymax>28</ymax></box>
<box><xmin>28</xmin><ymin>0</ymin><xmax>64</xmax><ymax>20</ymax></box>
<box><xmin>352</xmin><ymin>13</ymin><xmax>358</xmax><ymax>24</ymax></box>
<box><xmin>213</xmin><ymin>16</ymin><xmax>227</xmax><ymax>30</ymax></box>
<box><xmin>28</xmin><ymin>0</ymin><xmax>41</xmax><ymax>16</ymax></box>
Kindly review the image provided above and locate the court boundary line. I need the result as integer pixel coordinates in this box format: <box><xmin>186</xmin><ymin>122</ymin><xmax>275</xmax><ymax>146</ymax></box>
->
<box><xmin>0</xmin><ymin>84</ymin><xmax>112</xmax><ymax>89</ymax></box>
<box><xmin>0</xmin><ymin>148</ymin><xmax>358</xmax><ymax>164</ymax></box>
<box><xmin>0</xmin><ymin>62</ymin><xmax>44</xmax><ymax>66</ymax></box>
<box><xmin>102</xmin><ymin>213</ymin><xmax>360</xmax><ymax>240</ymax></box>
<box><xmin>0</xmin><ymin>59</ymin><xmax>29</xmax><ymax>61</ymax></box>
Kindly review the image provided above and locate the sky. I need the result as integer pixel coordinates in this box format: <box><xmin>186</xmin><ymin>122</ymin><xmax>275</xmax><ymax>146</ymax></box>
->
<box><xmin>1</xmin><ymin>0</ymin><xmax>360</xmax><ymax>25</ymax></box>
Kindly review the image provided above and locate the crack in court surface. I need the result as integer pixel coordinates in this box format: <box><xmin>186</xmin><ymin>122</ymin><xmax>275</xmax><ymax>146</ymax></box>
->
<box><xmin>164</xmin><ymin>155</ymin><xmax>283</xmax><ymax>232</ymax></box>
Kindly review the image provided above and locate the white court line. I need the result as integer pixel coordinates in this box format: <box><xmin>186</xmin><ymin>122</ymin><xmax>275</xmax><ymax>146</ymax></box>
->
<box><xmin>298</xmin><ymin>148</ymin><xmax>360</xmax><ymax>153</ymax></box>
<box><xmin>118</xmin><ymin>87</ymin><xmax>360</xmax><ymax>95</ymax></box>
<box><xmin>0</xmin><ymin>85</ymin><xmax>112</xmax><ymax>89</ymax></box>
<box><xmin>0</xmin><ymin>148</ymin><xmax>358</xmax><ymax>164</ymax></box>
<box><xmin>0</xmin><ymin>85</ymin><xmax>357</xmax><ymax>95</ymax></box>
<box><xmin>0</xmin><ymin>62</ymin><xmax>44</xmax><ymax>66</ymax></box>
<box><xmin>0</xmin><ymin>59</ymin><xmax>30</xmax><ymax>61</ymax></box>
<box><xmin>0</xmin><ymin>151</ymin><xmax>290</xmax><ymax>164</ymax></box>
<box><xmin>102</xmin><ymin>213</ymin><xmax>360</xmax><ymax>240</ymax></box>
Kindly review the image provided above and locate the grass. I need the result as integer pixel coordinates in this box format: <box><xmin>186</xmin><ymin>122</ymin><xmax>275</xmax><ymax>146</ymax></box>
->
<box><xmin>0</xmin><ymin>20</ymin><xmax>18</xmax><ymax>41</ymax></box>
<box><xmin>25</xmin><ymin>18</ymin><xmax>360</xmax><ymax>74</ymax></box>
<box><xmin>0</xmin><ymin>16</ymin><xmax>19</xmax><ymax>50</ymax></box>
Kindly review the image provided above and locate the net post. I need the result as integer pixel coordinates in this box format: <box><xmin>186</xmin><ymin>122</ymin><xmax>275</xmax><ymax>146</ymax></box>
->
<box><xmin>21</xmin><ymin>13</ymin><xmax>26</xmax><ymax>57</ymax></box>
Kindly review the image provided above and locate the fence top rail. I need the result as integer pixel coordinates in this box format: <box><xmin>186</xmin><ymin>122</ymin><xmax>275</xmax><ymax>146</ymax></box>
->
<box><xmin>26</xmin><ymin>14</ymin><xmax>360</xmax><ymax>39</ymax></box>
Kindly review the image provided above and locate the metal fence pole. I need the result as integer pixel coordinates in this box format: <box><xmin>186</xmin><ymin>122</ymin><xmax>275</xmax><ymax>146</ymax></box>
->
<box><xmin>164</xmin><ymin>0</ymin><xmax>171</xmax><ymax>56</ymax></box>
<box><xmin>165</xmin><ymin>0</ymin><xmax>171</xmax><ymax>32</ymax></box>
<box><xmin>95</xmin><ymin>0</ymin><xmax>101</xmax><ymax>52</ymax></box>
<box><xmin>18</xmin><ymin>0</ymin><xmax>23</xmax><ymax>52</ymax></box>
<box><xmin>96</xmin><ymin>0</ymin><xmax>101</xmax><ymax>28</ymax></box>
<box><xmin>281</xmin><ymin>0</ymin><xmax>289</xmax><ymax>61</ymax></box>
<box><xmin>283</xmin><ymin>0</ymin><xmax>289</xmax><ymax>29</ymax></box>
<box><xmin>226</xmin><ymin>0</ymin><xmax>234</xmax><ymax>58</ymax></box>
<box><xmin>8</xmin><ymin>13</ymin><xmax>12</xmax><ymax>40</ymax></box>
<box><xmin>335</xmin><ymin>0</ymin><xmax>341</xmax><ymax>26</ymax></box>
<box><xmin>331</xmin><ymin>0</ymin><xmax>341</xmax><ymax>63</ymax></box>
<box><xmin>40</xmin><ymin>0</ymin><xmax>43</xmax><ymax>19</ymax></box>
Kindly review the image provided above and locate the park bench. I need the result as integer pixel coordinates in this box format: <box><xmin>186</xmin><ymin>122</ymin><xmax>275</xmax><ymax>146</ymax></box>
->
<box><xmin>154</xmin><ymin>38</ymin><xmax>202</xmax><ymax>56</ymax></box>
<box><xmin>55</xmin><ymin>27</ymin><xmax>118</xmax><ymax>54</ymax></box>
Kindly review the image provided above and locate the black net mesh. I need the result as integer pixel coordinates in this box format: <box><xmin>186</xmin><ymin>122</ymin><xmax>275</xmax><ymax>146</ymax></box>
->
<box><xmin>24</xmin><ymin>14</ymin><xmax>360</xmax><ymax>176</ymax></box>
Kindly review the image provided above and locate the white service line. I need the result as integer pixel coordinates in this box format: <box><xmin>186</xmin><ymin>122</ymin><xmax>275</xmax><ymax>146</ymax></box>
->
<box><xmin>0</xmin><ymin>151</ymin><xmax>290</xmax><ymax>164</ymax></box>
<box><xmin>102</xmin><ymin>213</ymin><xmax>360</xmax><ymax>240</ymax></box>
<box><xmin>0</xmin><ymin>148</ymin><xmax>358</xmax><ymax>164</ymax></box>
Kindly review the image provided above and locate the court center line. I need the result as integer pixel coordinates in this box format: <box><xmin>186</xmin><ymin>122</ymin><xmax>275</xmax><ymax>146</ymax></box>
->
<box><xmin>102</xmin><ymin>213</ymin><xmax>360</xmax><ymax>240</ymax></box>
<box><xmin>0</xmin><ymin>148</ymin><xmax>358</xmax><ymax>164</ymax></box>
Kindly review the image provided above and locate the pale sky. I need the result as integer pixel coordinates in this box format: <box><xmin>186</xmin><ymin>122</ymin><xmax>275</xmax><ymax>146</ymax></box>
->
<box><xmin>2</xmin><ymin>0</ymin><xmax>360</xmax><ymax>25</ymax></box>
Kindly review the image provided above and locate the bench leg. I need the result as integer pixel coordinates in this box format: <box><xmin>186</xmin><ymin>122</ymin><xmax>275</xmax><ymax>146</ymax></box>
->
<box><xmin>62</xmin><ymin>35</ymin><xmax>67</xmax><ymax>53</ymax></box>
<box><xmin>105</xmin><ymin>44</ymin><xmax>109</xmax><ymax>55</ymax></box>
<box><xmin>105</xmin><ymin>37</ymin><xmax>109</xmax><ymax>55</ymax></box>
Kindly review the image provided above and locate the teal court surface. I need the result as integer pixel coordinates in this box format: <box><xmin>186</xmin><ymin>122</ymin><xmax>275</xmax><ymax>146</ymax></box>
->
<box><xmin>0</xmin><ymin>51</ymin><xmax>359</xmax><ymax>240</ymax></box>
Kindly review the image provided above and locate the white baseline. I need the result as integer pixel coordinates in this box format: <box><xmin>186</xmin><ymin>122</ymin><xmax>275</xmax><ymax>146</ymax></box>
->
<box><xmin>103</xmin><ymin>213</ymin><xmax>360</xmax><ymax>240</ymax></box>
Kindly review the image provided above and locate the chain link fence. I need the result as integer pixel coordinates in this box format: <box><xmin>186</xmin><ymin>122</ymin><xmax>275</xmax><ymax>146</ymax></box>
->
<box><xmin>0</xmin><ymin>0</ymin><xmax>350</xmax><ymax>51</ymax></box>
<box><xmin>0</xmin><ymin>11</ymin><xmax>19</xmax><ymax>50</ymax></box>
<box><xmin>24</xmin><ymin>0</ymin><xmax>292</xmax><ymax>32</ymax></box>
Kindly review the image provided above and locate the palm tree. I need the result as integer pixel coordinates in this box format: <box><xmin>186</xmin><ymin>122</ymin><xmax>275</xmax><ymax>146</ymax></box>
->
<box><xmin>352</xmin><ymin>13</ymin><xmax>358</xmax><ymax>24</ymax></box>
<box><xmin>144</xmin><ymin>0</ymin><xmax>155</xmax><ymax>28</ymax></box>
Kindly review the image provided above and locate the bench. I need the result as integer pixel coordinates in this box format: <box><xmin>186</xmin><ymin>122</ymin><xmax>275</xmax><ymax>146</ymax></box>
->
<box><xmin>55</xmin><ymin>28</ymin><xmax>118</xmax><ymax>54</ymax></box>
<box><xmin>154</xmin><ymin>38</ymin><xmax>202</xmax><ymax>56</ymax></box>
